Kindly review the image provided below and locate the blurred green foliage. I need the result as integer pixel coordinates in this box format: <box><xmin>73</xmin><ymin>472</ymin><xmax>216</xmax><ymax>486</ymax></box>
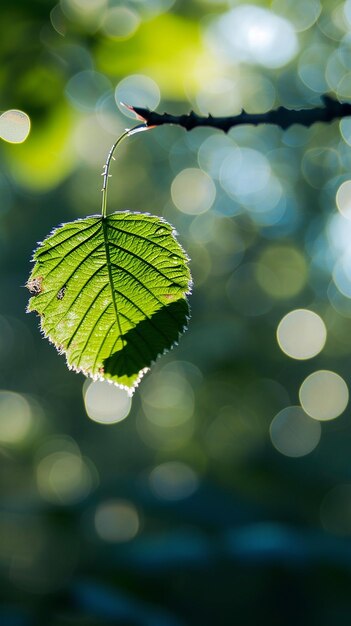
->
<box><xmin>2</xmin><ymin>0</ymin><xmax>351</xmax><ymax>624</ymax></box>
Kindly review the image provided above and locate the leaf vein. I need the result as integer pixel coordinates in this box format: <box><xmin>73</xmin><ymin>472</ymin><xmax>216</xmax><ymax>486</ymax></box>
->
<box><xmin>107</xmin><ymin>241</ymin><xmax>178</xmax><ymax>282</ymax></box>
<box><xmin>35</xmin><ymin>219</ymin><xmax>101</xmax><ymax>258</ymax></box>
<box><xmin>107</xmin><ymin>223</ymin><xmax>178</xmax><ymax>255</ymax></box>
<box><xmin>75</xmin><ymin>300</ymin><xmax>112</xmax><ymax>368</ymax></box>
<box><xmin>43</xmin><ymin>237</ymin><xmax>104</xmax><ymax>280</ymax></box>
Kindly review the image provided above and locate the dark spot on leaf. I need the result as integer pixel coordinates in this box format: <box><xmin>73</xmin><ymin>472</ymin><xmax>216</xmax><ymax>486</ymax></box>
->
<box><xmin>27</xmin><ymin>276</ymin><xmax>44</xmax><ymax>294</ymax></box>
<box><xmin>99</xmin><ymin>367</ymin><xmax>104</xmax><ymax>374</ymax></box>
<box><xmin>57</xmin><ymin>285</ymin><xmax>67</xmax><ymax>300</ymax></box>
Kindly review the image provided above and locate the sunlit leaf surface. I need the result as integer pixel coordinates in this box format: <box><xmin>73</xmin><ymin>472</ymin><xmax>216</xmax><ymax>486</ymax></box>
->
<box><xmin>27</xmin><ymin>211</ymin><xmax>191</xmax><ymax>393</ymax></box>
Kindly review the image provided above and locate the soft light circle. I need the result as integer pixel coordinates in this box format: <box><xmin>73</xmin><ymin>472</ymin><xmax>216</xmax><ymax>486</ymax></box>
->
<box><xmin>171</xmin><ymin>168</ymin><xmax>216</xmax><ymax>215</ymax></box>
<box><xmin>270</xmin><ymin>405</ymin><xmax>321</xmax><ymax>457</ymax></box>
<box><xmin>0</xmin><ymin>110</ymin><xmax>31</xmax><ymax>143</ymax></box>
<box><xmin>299</xmin><ymin>370</ymin><xmax>349</xmax><ymax>421</ymax></box>
<box><xmin>0</xmin><ymin>391</ymin><xmax>32</xmax><ymax>443</ymax></box>
<box><xmin>276</xmin><ymin>309</ymin><xmax>327</xmax><ymax>359</ymax></box>
<box><xmin>208</xmin><ymin>5</ymin><xmax>298</xmax><ymax>69</ymax></box>
<box><xmin>83</xmin><ymin>380</ymin><xmax>132</xmax><ymax>424</ymax></box>
<box><xmin>94</xmin><ymin>499</ymin><xmax>140</xmax><ymax>542</ymax></box>
<box><xmin>336</xmin><ymin>180</ymin><xmax>351</xmax><ymax>220</ymax></box>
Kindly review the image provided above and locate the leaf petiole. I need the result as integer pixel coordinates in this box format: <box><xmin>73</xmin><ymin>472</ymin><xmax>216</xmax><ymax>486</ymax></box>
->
<box><xmin>101</xmin><ymin>123</ymin><xmax>149</xmax><ymax>219</ymax></box>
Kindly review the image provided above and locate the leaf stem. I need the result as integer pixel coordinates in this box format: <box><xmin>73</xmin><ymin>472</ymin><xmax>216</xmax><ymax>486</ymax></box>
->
<box><xmin>101</xmin><ymin>123</ymin><xmax>149</xmax><ymax>219</ymax></box>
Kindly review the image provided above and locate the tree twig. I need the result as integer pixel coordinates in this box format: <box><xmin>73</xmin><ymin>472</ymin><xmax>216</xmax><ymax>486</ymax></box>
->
<box><xmin>127</xmin><ymin>96</ymin><xmax>351</xmax><ymax>133</ymax></box>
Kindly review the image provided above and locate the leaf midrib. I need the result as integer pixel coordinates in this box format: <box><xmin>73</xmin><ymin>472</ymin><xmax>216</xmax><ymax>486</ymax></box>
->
<box><xmin>102</xmin><ymin>217</ymin><xmax>125</xmax><ymax>349</ymax></box>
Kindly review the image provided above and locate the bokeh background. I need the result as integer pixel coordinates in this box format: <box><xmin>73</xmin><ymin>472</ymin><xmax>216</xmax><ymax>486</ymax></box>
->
<box><xmin>2</xmin><ymin>0</ymin><xmax>351</xmax><ymax>624</ymax></box>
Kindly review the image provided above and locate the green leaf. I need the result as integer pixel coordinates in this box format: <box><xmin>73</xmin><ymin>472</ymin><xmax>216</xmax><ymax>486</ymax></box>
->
<box><xmin>27</xmin><ymin>211</ymin><xmax>191</xmax><ymax>394</ymax></box>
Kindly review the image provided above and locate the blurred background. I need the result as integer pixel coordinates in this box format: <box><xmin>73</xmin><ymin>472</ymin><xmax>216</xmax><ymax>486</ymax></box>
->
<box><xmin>2</xmin><ymin>0</ymin><xmax>351</xmax><ymax>624</ymax></box>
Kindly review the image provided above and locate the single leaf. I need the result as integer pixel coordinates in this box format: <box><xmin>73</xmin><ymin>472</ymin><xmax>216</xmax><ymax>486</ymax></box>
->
<box><xmin>27</xmin><ymin>211</ymin><xmax>191</xmax><ymax>394</ymax></box>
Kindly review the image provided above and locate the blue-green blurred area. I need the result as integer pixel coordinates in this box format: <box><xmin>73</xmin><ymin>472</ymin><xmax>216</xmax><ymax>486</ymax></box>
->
<box><xmin>4</xmin><ymin>0</ymin><xmax>351</xmax><ymax>624</ymax></box>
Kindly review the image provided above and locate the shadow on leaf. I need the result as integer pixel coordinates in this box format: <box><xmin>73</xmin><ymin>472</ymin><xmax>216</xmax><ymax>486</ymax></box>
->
<box><xmin>103</xmin><ymin>299</ymin><xmax>190</xmax><ymax>379</ymax></box>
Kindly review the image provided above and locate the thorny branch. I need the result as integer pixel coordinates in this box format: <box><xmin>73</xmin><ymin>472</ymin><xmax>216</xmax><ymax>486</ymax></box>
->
<box><xmin>128</xmin><ymin>96</ymin><xmax>351</xmax><ymax>133</ymax></box>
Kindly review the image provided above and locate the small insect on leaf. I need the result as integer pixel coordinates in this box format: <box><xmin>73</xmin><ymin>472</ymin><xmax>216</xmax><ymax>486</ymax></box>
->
<box><xmin>27</xmin><ymin>211</ymin><xmax>192</xmax><ymax>394</ymax></box>
<box><xmin>57</xmin><ymin>285</ymin><xmax>67</xmax><ymax>300</ymax></box>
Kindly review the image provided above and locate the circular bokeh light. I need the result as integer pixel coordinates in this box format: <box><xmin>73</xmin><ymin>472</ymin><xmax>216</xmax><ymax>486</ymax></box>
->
<box><xmin>83</xmin><ymin>380</ymin><xmax>132</xmax><ymax>424</ymax></box>
<box><xmin>277</xmin><ymin>309</ymin><xmax>327</xmax><ymax>359</ymax></box>
<box><xmin>270</xmin><ymin>406</ymin><xmax>321</xmax><ymax>457</ymax></box>
<box><xmin>299</xmin><ymin>370</ymin><xmax>349</xmax><ymax>421</ymax></box>
<box><xmin>94</xmin><ymin>499</ymin><xmax>140</xmax><ymax>542</ymax></box>
<box><xmin>336</xmin><ymin>180</ymin><xmax>351</xmax><ymax>220</ymax></box>
<box><xmin>171</xmin><ymin>168</ymin><xmax>216</xmax><ymax>215</ymax></box>
<box><xmin>0</xmin><ymin>110</ymin><xmax>30</xmax><ymax>143</ymax></box>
